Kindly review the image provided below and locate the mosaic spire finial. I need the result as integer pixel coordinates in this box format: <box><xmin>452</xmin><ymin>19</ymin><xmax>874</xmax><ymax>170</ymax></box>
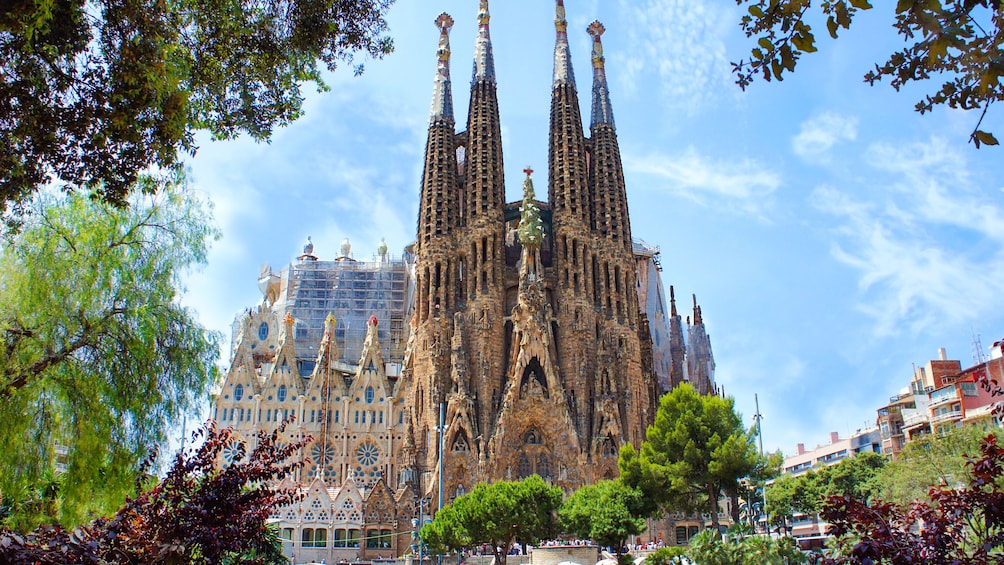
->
<box><xmin>588</xmin><ymin>20</ymin><xmax>614</xmax><ymax>128</ymax></box>
<box><xmin>552</xmin><ymin>0</ymin><xmax>575</xmax><ymax>87</ymax></box>
<box><xmin>472</xmin><ymin>0</ymin><xmax>496</xmax><ymax>82</ymax></box>
<box><xmin>430</xmin><ymin>13</ymin><xmax>455</xmax><ymax>122</ymax></box>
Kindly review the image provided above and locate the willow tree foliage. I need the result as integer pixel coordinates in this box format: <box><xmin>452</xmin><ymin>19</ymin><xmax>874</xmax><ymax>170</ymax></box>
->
<box><xmin>733</xmin><ymin>0</ymin><xmax>1003</xmax><ymax>147</ymax></box>
<box><xmin>0</xmin><ymin>0</ymin><xmax>394</xmax><ymax>222</ymax></box>
<box><xmin>0</xmin><ymin>176</ymin><xmax>220</xmax><ymax>530</ymax></box>
<box><xmin>619</xmin><ymin>383</ymin><xmax>760</xmax><ymax>530</ymax></box>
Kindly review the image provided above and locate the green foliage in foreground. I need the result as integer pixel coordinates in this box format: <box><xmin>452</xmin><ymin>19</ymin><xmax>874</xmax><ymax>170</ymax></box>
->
<box><xmin>766</xmin><ymin>450</ymin><xmax>885</xmax><ymax>528</ymax></box>
<box><xmin>1</xmin><ymin>0</ymin><xmax>394</xmax><ymax>222</ymax></box>
<box><xmin>560</xmin><ymin>479</ymin><xmax>647</xmax><ymax>558</ymax></box>
<box><xmin>421</xmin><ymin>475</ymin><xmax>562</xmax><ymax>565</ymax></box>
<box><xmin>872</xmin><ymin>423</ymin><xmax>1004</xmax><ymax>507</ymax></box>
<box><xmin>685</xmin><ymin>529</ymin><xmax>805</xmax><ymax>565</ymax></box>
<box><xmin>0</xmin><ymin>176</ymin><xmax>220</xmax><ymax>531</ymax></box>
<box><xmin>732</xmin><ymin>0</ymin><xmax>1003</xmax><ymax>147</ymax></box>
<box><xmin>619</xmin><ymin>383</ymin><xmax>761</xmax><ymax>529</ymax></box>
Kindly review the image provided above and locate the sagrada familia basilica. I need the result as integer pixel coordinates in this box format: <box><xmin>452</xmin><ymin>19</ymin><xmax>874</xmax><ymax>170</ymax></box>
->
<box><xmin>214</xmin><ymin>2</ymin><xmax>717</xmax><ymax>562</ymax></box>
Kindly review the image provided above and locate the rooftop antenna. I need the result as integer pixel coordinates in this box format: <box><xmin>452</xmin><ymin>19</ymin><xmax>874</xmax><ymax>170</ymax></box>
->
<box><xmin>973</xmin><ymin>329</ymin><xmax>986</xmax><ymax>366</ymax></box>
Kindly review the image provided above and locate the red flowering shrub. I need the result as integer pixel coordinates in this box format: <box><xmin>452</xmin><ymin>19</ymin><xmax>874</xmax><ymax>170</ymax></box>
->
<box><xmin>0</xmin><ymin>420</ymin><xmax>307</xmax><ymax>564</ymax></box>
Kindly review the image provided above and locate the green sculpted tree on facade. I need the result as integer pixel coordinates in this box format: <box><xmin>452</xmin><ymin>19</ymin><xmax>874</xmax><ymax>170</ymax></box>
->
<box><xmin>733</xmin><ymin>0</ymin><xmax>1003</xmax><ymax>147</ymax></box>
<box><xmin>619</xmin><ymin>383</ymin><xmax>760</xmax><ymax>530</ymax></box>
<box><xmin>0</xmin><ymin>0</ymin><xmax>394</xmax><ymax>222</ymax></box>
<box><xmin>421</xmin><ymin>475</ymin><xmax>562</xmax><ymax>565</ymax></box>
<box><xmin>517</xmin><ymin>169</ymin><xmax>545</xmax><ymax>251</ymax></box>
<box><xmin>0</xmin><ymin>175</ymin><xmax>220</xmax><ymax>530</ymax></box>
<box><xmin>560</xmin><ymin>479</ymin><xmax>647</xmax><ymax>561</ymax></box>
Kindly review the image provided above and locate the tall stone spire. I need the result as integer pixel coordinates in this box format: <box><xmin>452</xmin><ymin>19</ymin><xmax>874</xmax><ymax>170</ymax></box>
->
<box><xmin>548</xmin><ymin>0</ymin><xmax>589</xmax><ymax>227</ymax></box>
<box><xmin>417</xmin><ymin>13</ymin><xmax>460</xmax><ymax>318</ymax></box>
<box><xmin>667</xmin><ymin>286</ymin><xmax>686</xmax><ymax>389</ymax></box>
<box><xmin>472</xmin><ymin>0</ymin><xmax>495</xmax><ymax>83</ymax></box>
<box><xmin>687</xmin><ymin>294</ymin><xmax>715</xmax><ymax>395</ymax></box>
<box><xmin>552</xmin><ymin>0</ymin><xmax>575</xmax><ymax>87</ymax></box>
<box><xmin>430</xmin><ymin>13</ymin><xmax>455</xmax><ymax>122</ymax></box>
<box><xmin>588</xmin><ymin>21</ymin><xmax>614</xmax><ymax>129</ymax></box>
<box><xmin>464</xmin><ymin>0</ymin><xmax>505</xmax><ymax>227</ymax></box>
<box><xmin>586</xmin><ymin>20</ymin><xmax>631</xmax><ymax>248</ymax></box>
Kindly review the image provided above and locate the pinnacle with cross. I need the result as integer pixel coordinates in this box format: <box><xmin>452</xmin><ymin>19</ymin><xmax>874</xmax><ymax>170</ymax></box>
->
<box><xmin>523</xmin><ymin>166</ymin><xmax>534</xmax><ymax>177</ymax></box>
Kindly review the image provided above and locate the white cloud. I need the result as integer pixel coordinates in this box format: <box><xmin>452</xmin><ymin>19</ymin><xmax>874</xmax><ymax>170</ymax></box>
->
<box><xmin>614</xmin><ymin>0</ymin><xmax>734</xmax><ymax>113</ymax></box>
<box><xmin>811</xmin><ymin>137</ymin><xmax>1004</xmax><ymax>336</ymax></box>
<box><xmin>626</xmin><ymin>146</ymin><xmax>781</xmax><ymax>220</ymax></box>
<box><xmin>792</xmin><ymin>112</ymin><xmax>858</xmax><ymax>161</ymax></box>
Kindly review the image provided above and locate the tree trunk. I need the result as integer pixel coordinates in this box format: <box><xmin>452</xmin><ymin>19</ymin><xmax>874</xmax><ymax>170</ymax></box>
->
<box><xmin>728</xmin><ymin>488</ymin><xmax>740</xmax><ymax>525</ymax></box>
<box><xmin>709</xmin><ymin>484</ymin><xmax>720</xmax><ymax>531</ymax></box>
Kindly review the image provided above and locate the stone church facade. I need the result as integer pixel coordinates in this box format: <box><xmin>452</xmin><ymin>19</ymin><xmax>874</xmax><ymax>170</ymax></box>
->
<box><xmin>213</xmin><ymin>2</ymin><xmax>716</xmax><ymax>562</ymax></box>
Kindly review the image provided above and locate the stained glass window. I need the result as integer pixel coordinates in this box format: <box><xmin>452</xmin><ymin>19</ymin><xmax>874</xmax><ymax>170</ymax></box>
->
<box><xmin>356</xmin><ymin>442</ymin><xmax>379</xmax><ymax>466</ymax></box>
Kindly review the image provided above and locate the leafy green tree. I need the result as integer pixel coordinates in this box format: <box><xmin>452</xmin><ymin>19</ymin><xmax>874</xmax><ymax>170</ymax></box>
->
<box><xmin>619</xmin><ymin>383</ymin><xmax>760</xmax><ymax>530</ymax></box>
<box><xmin>0</xmin><ymin>0</ymin><xmax>394</xmax><ymax>222</ymax></box>
<box><xmin>644</xmin><ymin>546</ymin><xmax>689</xmax><ymax>565</ymax></box>
<box><xmin>560</xmin><ymin>479</ymin><xmax>647</xmax><ymax>559</ymax></box>
<box><xmin>872</xmin><ymin>424</ymin><xmax>1003</xmax><ymax>506</ymax></box>
<box><xmin>0</xmin><ymin>175</ymin><xmax>220</xmax><ymax>531</ymax></box>
<box><xmin>421</xmin><ymin>475</ymin><xmax>562</xmax><ymax>565</ymax></box>
<box><xmin>765</xmin><ymin>451</ymin><xmax>885</xmax><ymax>532</ymax></box>
<box><xmin>733</xmin><ymin>0</ymin><xmax>1003</xmax><ymax>147</ymax></box>
<box><xmin>822</xmin><ymin>433</ymin><xmax>1004</xmax><ymax>564</ymax></box>
<box><xmin>685</xmin><ymin>528</ymin><xmax>805</xmax><ymax>565</ymax></box>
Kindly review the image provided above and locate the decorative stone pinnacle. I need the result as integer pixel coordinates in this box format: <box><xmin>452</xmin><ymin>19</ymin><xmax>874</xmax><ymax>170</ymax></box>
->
<box><xmin>555</xmin><ymin>0</ymin><xmax>567</xmax><ymax>33</ymax></box>
<box><xmin>430</xmin><ymin>13</ymin><xmax>455</xmax><ymax>121</ymax></box>
<box><xmin>588</xmin><ymin>20</ymin><xmax>605</xmax><ymax>68</ymax></box>
<box><xmin>478</xmin><ymin>0</ymin><xmax>490</xmax><ymax>26</ymax></box>
<box><xmin>436</xmin><ymin>13</ymin><xmax>454</xmax><ymax>62</ymax></box>
<box><xmin>283</xmin><ymin>312</ymin><xmax>294</xmax><ymax>326</ymax></box>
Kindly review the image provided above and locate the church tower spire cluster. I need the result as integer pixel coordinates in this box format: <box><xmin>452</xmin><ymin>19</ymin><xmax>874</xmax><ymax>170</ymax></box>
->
<box><xmin>213</xmin><ymin>4</ymin><xmax>718</xmax><ymax>559</ymax></box>
<box><xmin>406</xmin><ymin>1</ymin><xmax>664</xmax><ymax>495</ymax></box>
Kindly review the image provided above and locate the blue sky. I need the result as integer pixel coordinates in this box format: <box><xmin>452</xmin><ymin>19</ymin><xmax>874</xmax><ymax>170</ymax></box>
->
<box><xmin>182</xmin><ymin>0</ymin><xmax>1004</xmax><ymax>456</ymax></box>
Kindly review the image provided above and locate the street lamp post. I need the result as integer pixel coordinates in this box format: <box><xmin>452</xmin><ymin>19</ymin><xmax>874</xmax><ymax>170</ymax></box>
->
<box><xmin>412</xmin><ymin>498</ymin><xmax>427</xmax><ymax>565</ymax></box>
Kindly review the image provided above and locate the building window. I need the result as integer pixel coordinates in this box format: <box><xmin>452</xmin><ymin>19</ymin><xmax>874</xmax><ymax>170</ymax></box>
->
<box><xmin>366</xmin><ymin>386</ymin><xmax>375</xmax><ymax>403</ymax></box>
<box><xmin>258</xmin><ymin>322</ymin><xmax>269</xmax><ymax>341</ymax></box>
<box><xmin>302</xmin><ymin>528</ymin><xmax>327</xmax><ymax>548</ymax></box>
<box><xmin>366</xmin><ymin>529</ymin><xmax>380</xmax><ymax>548</ymax></box>
<box><xmin>335</xmin><ymin>529</ymin><xmax>348</xmax><ymax>547</ymax></box>
<box><xmin>675</xmin><ymin>527</ymin><xmax>687</xmax><ymax>545</ymax></box>
<box><xmin>278</xmin><ymin>385</ymin><xmax>287</xmax><ymax>402</ymax></box>
<box><xmin>348</xmin><ymin>529</ymin><xmax>361</xmax><ymax>548</ymax></box>
<box><xmin>281</xmin><ymin>528</ymin><xmax>294</xmax><ymax>541</ymax></box>
<box><xmin>234</xmin><ymin>384</ymin><xmax>244</xmax><ymax>401</ymax></box>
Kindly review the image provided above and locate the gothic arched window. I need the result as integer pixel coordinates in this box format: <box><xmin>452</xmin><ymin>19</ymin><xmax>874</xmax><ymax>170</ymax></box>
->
<box><xmin>517</xmin><ymin>454</ymin><xmax>532</xmax><ymax>479</ymax></box>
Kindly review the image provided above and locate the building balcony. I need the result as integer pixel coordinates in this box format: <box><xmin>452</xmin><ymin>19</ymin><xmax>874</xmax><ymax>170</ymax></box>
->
<box><xmin>930</xmin><ymin>409</ymin><xmax>963</xmax><ymax>424</ymax></box>
<box><xmin>929</xmin><ymin>390</ymin><xmax>959</xmax><ymax>409</ymax></box>
<box><xmin>902</xmin><ymin>412</ymin><xmax>930</xmax><ymax>430</ymax></box>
